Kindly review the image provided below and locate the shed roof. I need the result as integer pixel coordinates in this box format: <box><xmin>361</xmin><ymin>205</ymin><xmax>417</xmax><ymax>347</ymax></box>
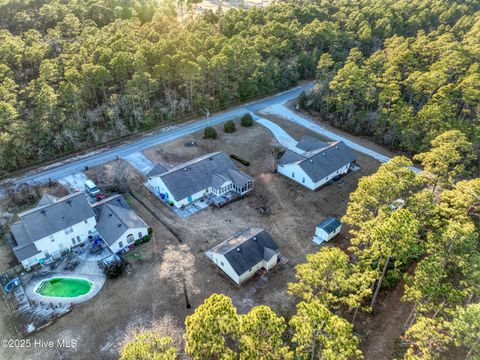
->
<box><xmin>317</xmin><ymin>217</ymin><xmax>342</xmax><ymax>234</ymax></box>
<box><xmin>210</xmin><ymin>228</ymin><xmax>279</xmax><ymax>276</ymax></box>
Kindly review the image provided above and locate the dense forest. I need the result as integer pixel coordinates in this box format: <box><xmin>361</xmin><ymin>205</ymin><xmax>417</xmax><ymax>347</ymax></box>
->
<box><xmin>1</xmin><ymin>0</ymin><xmax>479</xmax><ymax>174</ymax></box>
<box><xmin>300</xmin><ymin>2</ymin><xmax>480</xmax><ymax>156</ymax></box>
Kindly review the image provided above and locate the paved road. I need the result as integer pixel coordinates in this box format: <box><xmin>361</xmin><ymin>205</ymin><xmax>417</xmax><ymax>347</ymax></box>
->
<box><xmin>6</xmin><ymin>83</ymin><xmax>314</xmax><ymax>187</ymax></box>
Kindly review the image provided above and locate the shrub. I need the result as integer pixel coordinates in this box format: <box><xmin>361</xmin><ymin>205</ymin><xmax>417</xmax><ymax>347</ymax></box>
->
<box><xmin>241</xmin><ymin>113</ymin><xmax>253</xmax><ymax>127</ymax></box>
<box><xmin>204</xmin><ymin>126</ymin><xmax>217</xmax><ymax>139</ymax></box>
<box><xmin>224</xmin><ymin>120</ymin><xmax>236</xmax><ymax>133</ymax></box>
<box><xmin>230</xmin><ymin>154</ymin><xmax>250</xmax><ymax>166</ymax></box>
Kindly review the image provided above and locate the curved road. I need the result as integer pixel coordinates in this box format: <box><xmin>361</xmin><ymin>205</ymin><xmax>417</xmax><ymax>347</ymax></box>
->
<box><xmin>5</xmin><ymin>83</ymin><xmax>314</xmax><ymax>187</ymax></box>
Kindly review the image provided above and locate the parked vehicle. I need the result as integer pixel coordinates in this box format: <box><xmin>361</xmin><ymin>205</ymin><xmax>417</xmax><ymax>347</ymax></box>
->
<box><xmin>95</xmin><ymin>193</ymin><xmax>106</xmax><ymax>201</ymax></box>
<box><xmin>85</xmin><ymin>180</ymin><xmax>101</xmax><ymax>196</ymax></box>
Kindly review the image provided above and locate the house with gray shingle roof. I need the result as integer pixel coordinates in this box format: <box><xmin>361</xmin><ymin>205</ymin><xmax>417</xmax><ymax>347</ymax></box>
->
<box><xmin>92</xmin><ymin>195</ymin><xmax>149</xmax><ymax>254</ymax></box>
<box><xmin>146</xmin><ymin>151</ymin><xmax>254</xmax><ymax>208</ymax></box>
<box><xmin>9</xmin><ymin>192</ymin><xmax>97</xmax><ymax>268</ymax></box>
<box><xmin>205</xmin><ymin>228</ymin><xmax>280</xmax><ymax>284</ymax></box>
<box><xmin>278</xmin><ymin>140</ymin><xmax>357</xmax><ymax>190</ymax></box>
<box><xmin>9</xmin><ymin>192</ymin><xmax>150</xmax><ymax>269</ymax></box>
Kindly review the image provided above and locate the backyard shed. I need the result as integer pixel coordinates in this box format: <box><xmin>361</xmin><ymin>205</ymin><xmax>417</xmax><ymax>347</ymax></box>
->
<box><xmin>313</xmin><ymin>217</ymin><xmax>342</xmax><ymax>244</ymax></box>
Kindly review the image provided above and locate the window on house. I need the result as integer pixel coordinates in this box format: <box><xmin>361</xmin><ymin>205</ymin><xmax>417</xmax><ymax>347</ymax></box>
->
<box><xmin>119</xmin><ymin>241</ymin><xmax>123</xmax><ymax>248</ymax></box>
<box><xmin>71</xmin><ymin>238</ymin><xmax>75</xmax><ymax>245</ymax></box>
<box><xmin>76</xmin><ymin>236</ymin><xmax>80</xmax><ymax>242</ymax></box>
<box><xmin>221</xmin><ymin>261</ymin><xmax>224</xmax><ymax>266</ymax></box>
<box><xmin>68</xmin><ymin>227</ymin><xmax>73</xmax><ymax>234</ymax></box>
<box><xmin>292</xmin><ymin>172</ymin><xmax>295</xmax><ymax>178</ymax></box>
<box><xmin>138</xmin><ymin>232</ymin><xmax>142</xmax><ymax>239</ymax></box>
<box><xmin>302</xmin><ymin>178</ymin><xmax>305</xmax><ymax>183</ymax></box>
<box><xmin>127</xmin><ymin>234</ymin><xmax>134</xmax><ymax>244</ymax></box>
<box><xmin>84</xmin><ymin>219</ymin><xmax>88</xmax><ymax>224</ymax></box>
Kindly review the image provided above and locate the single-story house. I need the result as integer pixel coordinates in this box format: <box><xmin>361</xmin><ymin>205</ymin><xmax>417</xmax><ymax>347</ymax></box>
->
<box><xmin>313</xmin><ymin>217</ymin><xmax>342</xmax><ymax>245</ymax></box>
<box><xmin>9</xmin><ymin>192</ymin><xmax>97</xmax><ymax>268</ymax></box>
<box><xmin>92</xmin><ymin>195</ymin><xmax>150</xmax><ymax>254</ymax></box>
<box><xmin>9</xmin><ymin>193</ymin><xmax>150</xmax><ymax>269</ymax></box>
<box><xmin>278</xmin><ymin>138</ymin><xmax>357</xmax><ymax>190</ymax></box>
<box><xmin>205</xmin><ymin>228</ymin><xmax>280</xmax><ymax>284</ymax></box>
<box><xmin>146</xmin><ymin>151</ymin><xmax>254</xmax><ymax>208</ymax></box>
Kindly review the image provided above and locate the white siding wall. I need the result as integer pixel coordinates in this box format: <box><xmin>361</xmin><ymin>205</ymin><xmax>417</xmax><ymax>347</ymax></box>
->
<box><xmin>210</xmin><ymin>253</ymin><xmax>240</xmax><ymax>284</ymax></box>
<box><xmin>315</xmin><ymin>225</ymin><xmax>342</xmax><ymax>242</ymax></box>
<box><xmin>208</xmin><ymin>252</ymin><xmax>280</xmax><ymax>285</ymax></box>
<box><xmin>278</xmin><ymin>162</ymin><xmax>352</xmax><ymax>190</ymax></box>
<box><xmin>109</xmin><ymin>227</ymin><xmax>149</xmax><ymax>253</ymax></box>
<box><xmin>277</xmin><ymin>163</ymin><xmax>315</xmax><ymax>189</ymax></box>
<box><xmin>148</xmin><ymin>176</ymin><xmax>211</xmax><ymax>207</ymax></box>
<box><xmin>33</xmin><ymin>216</ymin><xmax>97</xmax><ymax>259</ymax></box>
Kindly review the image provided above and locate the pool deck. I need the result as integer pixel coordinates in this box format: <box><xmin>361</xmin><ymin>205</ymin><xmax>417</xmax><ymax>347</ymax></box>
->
<box><xmin>24</xmin><ymin>253</ymin><xmax>106</xmax><ymax>306</ymax></box>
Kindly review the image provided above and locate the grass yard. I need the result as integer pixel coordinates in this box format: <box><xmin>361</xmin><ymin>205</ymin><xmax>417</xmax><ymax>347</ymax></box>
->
<box><xmin>0</xmin><ymin>116</ymin><xmax>384</xmax><ymax>360</ymax></box>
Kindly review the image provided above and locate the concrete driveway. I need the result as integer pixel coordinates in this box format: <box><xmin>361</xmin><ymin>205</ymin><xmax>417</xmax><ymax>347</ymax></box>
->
<box><xmin>252</xmin><ymin>114</ymin><xmax>303</xmax><ymax>154</ymax></box>
<box><xmin>260</xmin><ymin>103</ymin><xmax>421</xmax><ymax>173</ymax></box>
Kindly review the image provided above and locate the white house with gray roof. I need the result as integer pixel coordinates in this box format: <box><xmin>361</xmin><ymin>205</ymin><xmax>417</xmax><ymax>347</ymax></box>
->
<box><xmin>278</xmin><ymin>138</ymin><xmax>357</xmax><ymax>190</ymax></box>
<box><xmin>92</xmin><ymin>195</ymin><xmax>149</xmax><ymax>254</ymax></box>
<box><xmin>205</xmin><ymin>228</ymin><xmax>280</xmax><ymax>284</ymax></box>
<box><xmin>9</xmin><ymin>193</ymin><xmax>149</xmax><ymax>269</ymax></box>
<box><xmin>9</xmin><ymin>192</ymin><xmax>97</xmax><ymax>268</ymax></box>
<box><xmin>146</xmin><ymin>151</ymin><xmax>254</xmax><ymax>208</ymax></box>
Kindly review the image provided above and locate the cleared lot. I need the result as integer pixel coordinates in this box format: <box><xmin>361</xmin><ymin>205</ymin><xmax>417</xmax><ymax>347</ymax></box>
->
<box><xmin>0</xmin><ymin>118</ymin><xmax>380</xmax><ymax>360</ymax></box>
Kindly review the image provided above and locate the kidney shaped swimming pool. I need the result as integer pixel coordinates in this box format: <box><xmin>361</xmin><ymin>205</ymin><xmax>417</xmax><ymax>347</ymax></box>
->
<box><xmin>35</xmin><ymin>277</ymin><xmax>93</xmax><ymax>298</ymax></box>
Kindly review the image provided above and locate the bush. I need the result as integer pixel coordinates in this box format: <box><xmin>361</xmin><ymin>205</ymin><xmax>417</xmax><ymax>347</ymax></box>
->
<box><xmin>241</xmin><ymin>113</ymin><xmax>253</xmax><ymax>127</ymax></box>
<box><xmin>224</xmin><ymin>120</ymin><xmax>236</xmax><ymax>133</ymax></box>
<box><xmin>230</xmin><ymin>154</ymin><xmax>250</xmax><ymax>166</ymax></box>
<box><xmin>204</xmin><ymin>126</ymin><xmax>217</xmax><ymax>139</ymax></box>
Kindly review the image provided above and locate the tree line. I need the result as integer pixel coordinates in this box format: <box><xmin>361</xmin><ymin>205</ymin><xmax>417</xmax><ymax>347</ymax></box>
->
<box><xmin>120</xmin><ymin>130</ymin><xmax>479</xmax><ymax>359</ymax></box>
<box><xmin>300</xmin><ymin>5</ymin><xmax>480</xmax><ymax>159</ymax></box>
<box><xmin>1</xmin><ymin>0</ymin><xmax>478</xmax><ymax>173</ymax></box>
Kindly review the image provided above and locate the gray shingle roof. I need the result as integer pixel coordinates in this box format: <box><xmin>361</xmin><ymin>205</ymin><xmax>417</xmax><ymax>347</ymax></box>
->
<box><xmin>210</xmin><ymin>228</ymin><xmax>279</xmax><ymax>276</ymax></box>
<box><xmin>15</xmin><ymin>192</ymin><xmax>95</xmax><ymax>243</ymax></box>
<box><xmin>146</xmin><ymin>164</ymin><xmax>169</xmax><ymax>177</ymax></box>
<box><xmin>278</xmin><ymin>150</ymin><xmax>305</xmax><ymax>165</ymax></box>
<box><xmin>153</xmin><ymin>152</ymin><xmax>252</xmax><ymax>201</ymax></box>
<box><xmin>37</xmin><ymin>193</ymin><xmax>58</xmax><ymax>207</ymax></box>
<box><xmin>296</xmin><ymin>135</ymin><xmax>329</xmax><ymax>152</ymax></box>
<box><xmin>12</xmin><ymin>243</ymin><xmax>41</xmax><ymax>262</ymax></box>
<box><xmin>280</xmin><ymin>141</ymin><xmax>356</xmax><ymax>182</ymax></box>
<box><xmin>95</xmin><ymin>195</ymin><xmax>148</xmax><ymax>246</ymax></box>
<box><xmin>317</xmin><ymin>217</ymin><xmax>342</xmax><ymax>234</ymax></box>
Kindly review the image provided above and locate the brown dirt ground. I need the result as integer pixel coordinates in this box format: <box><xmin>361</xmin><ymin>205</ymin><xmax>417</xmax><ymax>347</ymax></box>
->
<box><xmin>0</xmin><ymin>117</ymin><xmax>410</xmax><ymax>360</ymax></box>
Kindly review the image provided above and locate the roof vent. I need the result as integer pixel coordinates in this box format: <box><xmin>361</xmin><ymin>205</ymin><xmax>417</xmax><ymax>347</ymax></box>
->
<box><xmin>253</xmin><ymin>237</ymin><xmax>257</xmax><ymax>241</ymax></box>
<box><xmin>67</xmin><ymin>200</ymin><xmax>72</xmax><ymax>206</ymax></box>
<box><xmin>322</xmin><ymin>153</ymin><xmax>326</xmax><ymax>156</ymax></box>
<box><xmin>209</xmin><ymin>158</ymin><xmax>213</xmax><ymax>160</ymax></box>
<box><xmin>309</xmin><ymin>159</ymin><xmax>313</xmax><ymax>163</ymax></box>
<box><xmin>236</xmin><ymin>248</ymin><xmax>241</xmax><ymax>252</ymax></box>
<box><xmin>40</xmin><ymin>210</ymin><xmax>46</xmax><ymax>216</ymax></box>
<box><xmin>117</xmin><ymin>224</ymin><xmax>122</xmax><ymax>227</ymax></box>
<box><xmin>183</xmin><ymin>168</ymin><xmax>187</xmax><ymax>171</ymax></box>
<box><xmin>108</xmin><ymin>213</ymin><xmax>113</xmax><ymax>217</ymax></box>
